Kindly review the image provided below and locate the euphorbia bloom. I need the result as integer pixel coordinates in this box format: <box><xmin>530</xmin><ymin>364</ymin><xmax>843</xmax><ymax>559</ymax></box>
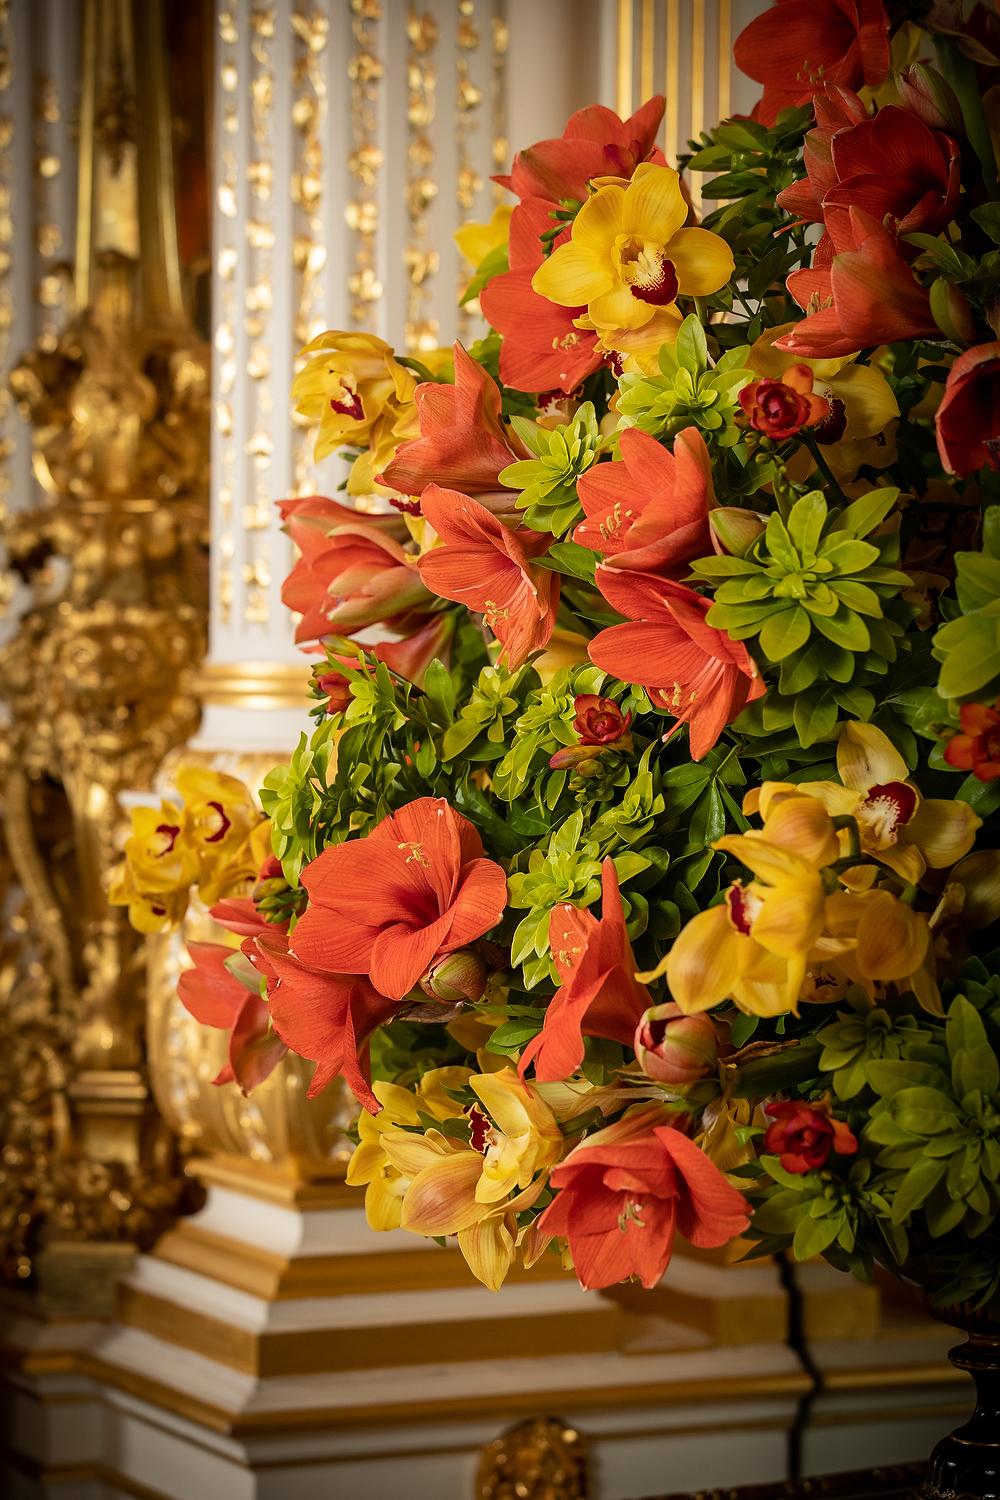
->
<box><xmin>496</xmin><ymin>96</ymin><xmax>665</xmax><ymax>207</ymax></box>
<box><xmin>762</xmin><ymin>1098</ymin><xmax>858</xmax><ymax>1174</ymax></box>
<box><xmin>519</xmin><ymin>859</ymin><xmax>650</xmax><ymax>1083</ymax></box>
<box><xmin>733</xmin><ymin>0</ymin><xmax>890</xmax><ymax>127</ymax></box>
<box><xmin>778</xmin><ymin>93</ymin><xmax>960</xmax><ymax>260</ymax></box>
<box><xmin>574</xmin><ymin>426</ymin><xmax>714</xmax><ymax>576</ymax></box>
<box><xmin>289</xmin><ymin>796</ymin><xmax>508</xmax><ymax>1001</ymax></box>
<box><xmin>946</xmin><ymin>699</ymin><xmax>1000</xmax><ymax>782</ymax></box>
<box><xmin>531</xmin><ymin>164</ymin><xmax>734</xmax><ymax>356</ymax></box>
<box><xmin>538</xmin><ymin>1108</ymin><xmax>750</xmax><ymax>1290</ymax></box>
<box><xmin>780</xmin><ymin>208</ymin><xmax>937</xmax><ymax>359</ymax></box>
<box><xmin>588</xmin><ymin>568</ymin><xmax>764</xmax><ymax>759</ymax></box>
<box><xmin>935</xmin><ymin>342</ymin><xmax>1000</xmax><ymax>478</ymax></box>
<box><xmin>418</xmin><ymin>484</ymin><xmax>559</xmax><ymax>668</ymax></box>
<box><xmin>377</xmin><ymin>342</ymin><xmax>527</xmax><ymax>510</ymax></box>
<box><xmin>250</xmin><ymin>936</ymin><xmax>398</xmax><ymax>1112</ymax></box>
<box><xmin>479</xmin><ymin>198</ymin><xmax>603</xmax><ymax>395</ymax></box>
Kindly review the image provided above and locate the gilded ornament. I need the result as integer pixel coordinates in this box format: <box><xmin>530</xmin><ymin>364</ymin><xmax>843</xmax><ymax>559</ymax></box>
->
<box><xmin>476</xmin><ymin>1418</ymin><xmax>589</xmax><ymax>1500</ymax></box>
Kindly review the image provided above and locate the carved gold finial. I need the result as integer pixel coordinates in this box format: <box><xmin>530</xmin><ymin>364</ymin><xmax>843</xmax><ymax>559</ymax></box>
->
<box><xmin>476</xmin><ymin>1417</ymin><xmax>590</xmax><ymax>1500</ymax></box>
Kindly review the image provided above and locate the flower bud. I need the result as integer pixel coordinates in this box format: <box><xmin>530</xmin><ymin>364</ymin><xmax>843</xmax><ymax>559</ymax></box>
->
<box><xmin>709</xmin><ymin>507</ymin><xmax>765</xmax><ymax>558</ymax></box>
<box><xmin>898</xmin><ymin>64</ymin><xmax>964</xmax><ymax>136</ymax></box>
<box><xmin>420</xmin><ymin>948</ymin><xmax>489</xmax><ymax>1004</ymax></box>
<box><xmin>634</xmin><ymin>1003</ymin><xmax>719</xmax><ymax>1085</ymax></box>
<box><xmin>930</xmin><ymin>277</ymin><xmax>978</xmax><ymax>346</ymax></box>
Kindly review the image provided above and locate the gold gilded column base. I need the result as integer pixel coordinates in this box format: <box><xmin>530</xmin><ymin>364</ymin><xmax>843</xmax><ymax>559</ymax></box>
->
<box><xmin>186</xmin><ymin>1151</ymin><xmax>351</xmax><ymax>1204</ymax></box>
<box><xmin>33</xmin><ymin>1242</ymin><xmax>138</xmax><ymax>1319</ymax></box>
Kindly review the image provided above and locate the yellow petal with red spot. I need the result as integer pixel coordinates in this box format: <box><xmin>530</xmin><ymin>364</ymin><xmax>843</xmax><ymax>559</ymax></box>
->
<box><xmin>831</xmin><ymin>361</ymin><xmax>899</xmax><ymax>439</ymax></box>
<box><xmin>401</xmin><ymin>1149</ymin><xmax>487</xmax><ymax>1236</ymax></box>
<box><xmin>750</xmin><ymin>878</ymin><xmax>826</xmax><ymax>959</ymax></box>
<box><xmin>836</xmin><ymin>721</ymin><xmax>908</xmax><ymax>791</ymax></box>
<box><xmin>590</xmin><ymin>280</ymin><xmax>652</xmax><ymax>331</ymax></box>
<box><xmin>665</xmin><ymin>903</ymin><xmax>754</xmax><ymax>1013</ymax></box>
<box><xmin>621</xmin><ymin>163</ymin><xmax>687</xmax><ymax>242</ymax></box>
<box><xmin>664</xmin><ymin>227</ymin><xmax>735</xmax><ymax>297</ymax></box>
<box><xmin>531</xmin><ymin>242</ymin><xmax>612</xmax><ymax>307</ymax></box>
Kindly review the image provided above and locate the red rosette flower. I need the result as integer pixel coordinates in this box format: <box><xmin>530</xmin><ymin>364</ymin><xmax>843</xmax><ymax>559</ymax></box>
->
<box><xmin>945</xmin><ymin>700</ymin><xmax>1000</xmax><ymax>782</ymax></box>
<box><xmin>738</xmin><ymin>367</ymin><xmax>831</xmax><ymax>440</ymax></box>
<box><xmin>538</xmin><ymin>1110</ymin><xmax>750</xmax><ymax>1290</ymax></box>
<box><xmin>935</xmin><ymin>342</ymin><xmax>1000</xmax><ymax>478</ymax></box>
<box><xmin>734</xmin><ymin>0</ymin><xmax>890</xmax><ymax>127</ymax></box>
<box><xmin>479</xmin><ymin>198</ymin><xmax>603</xmax><ymax>395</ymax></box>
<box><xmin>417</xmin><ymin>484</ymin><xmax>559</xmax><ymax>669</ymax></box>
<box><xmin>288</xmin><ymin>796</ymin><xmax>508</xmax><ymax>1003</ymax></box>
<box><xmin>762</xmin><ymin>1099</ymin><xmax>858</xmax><ymax>1174</ymax></box>
<box><xmin>496</xmin><ymin>96</ymin><xmax>665</xmax><ymax>207</ymax></box>
<box><xmin>588</xmin><ymin>568</ymin><xmax>764</xmax><ymax>760</ymax></box>
<box><xmin>574</xmin><ymin>426</ymin><xmax>714</xmax><ymax>577</ymax></box>
<box><xmin>519</xmin><ymin>860</ymin><xmax>650</xmax><ymax>1084</ymax></box>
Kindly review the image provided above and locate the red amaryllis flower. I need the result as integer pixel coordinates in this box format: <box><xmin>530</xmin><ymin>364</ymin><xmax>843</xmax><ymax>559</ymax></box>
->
<box><xmin>179</xmin><ymin>898</ymin><xmax>290</xmax><ymax>1095</ymax></box>
<box><xmin>549</xmin><ymin>695</ymin><xmax>633</xmax><ymax>771</ymax></box>
<box><xmin>519</xmin><ymin>860</ymin><xmax>650</xmax><ymax>1083</ymax></box>
<box><xmin>763</xmin><ymin>1098</ymin><xmax>858</xmax><ymax>1174</ymax></box>
<box><xmin>417</xmin><ymin>484</ymin><xmax>559</xmax><ymax>669</ymax></box>
<box><xmin>739</xmin><ymin>367</ymin><xmax>831</xmax><ymax>440</ymax></box>
<box><xmin>248</xmin><ymin>935</ymin><xmax>399</xmax><ymax>1113</ymax></box>
<box><xmin>734</xmin><ymin>0</ymin><xmax>890</xmax><ymax>127</ymax></box>
<box><xmin>377</xmin><ymin>343</ymin><xmax>526</xmax><ymax>510</ymax></box>
<box><xmin>779</xmin><ymin>208</ymin><xmax>937</xmax><ymax>359</ymax></box>
<box><xmin>588</xmin><ymin>569</ymin><xmax>764</xmax><ymax>759</ymax></box>
<box><xmin>288</xmin><ymin>796</ymin><xmax>508</xmax><ymax>1002</ymax></box>
<box><xmin>479</xmin><ymin>198</ymin><xmax>603</xmax><ymax>395</ymax></box>
<box><xmin>778</xmin><ymin>93</ymin><xmax>960</xmax><ymax>260</ymax></box>
<box><xmin>538</xmin><ymin>1109</ymin><xmax>750</xmax><ymax>1289</ymax></box>
<box><xmin>279</xmin><ymin>497</ymin><xmax>430</xmax><ymax>642</ymax></box>
<box><xmin>574</xmin><ymin>427</ymin><xmax>714</xmax><ymax>577</ymax></box>
<box><xmin>935</xmin><ymin>342</ymin><xmax>1000</xmax><ymax>478</ymax></box>
<box><xmin>945</xmin><ymin>699</ymin><xmax>1000</xmax><ymax>782</ymax></box>
<box><xmin>496</xmin><ymin>96</ymin><xmax>665</xmax><ymax>207</ymax></box>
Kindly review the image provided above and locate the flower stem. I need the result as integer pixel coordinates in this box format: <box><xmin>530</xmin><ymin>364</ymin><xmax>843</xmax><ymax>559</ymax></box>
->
<box><xmin>801</xmin><ymin>435</ymin><xmax>849</xmax><ymax>506</ymax></box>
<box><xmin>938</xmin><ymin>37</ymin><xmax>998</xmax><ymax>201</ymax></box>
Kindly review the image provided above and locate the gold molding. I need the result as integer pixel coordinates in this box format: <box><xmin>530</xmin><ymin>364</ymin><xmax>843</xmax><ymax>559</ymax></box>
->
<box><xmin>185</xmin><ymin>1153</ymin><xmax>353</xmax><ymax>1204</ymax></box>
<box><xmin>196</xmin><ymin>660</ymin><xmax>313</xmax><ymax>711</ymax></box>
<box><xmin>616</xmin><ymin>0</ymin><xmax>632</xmax><ymax>117</ymax></box>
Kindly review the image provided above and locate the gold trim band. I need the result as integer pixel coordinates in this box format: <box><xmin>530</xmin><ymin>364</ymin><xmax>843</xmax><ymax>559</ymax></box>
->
<box><xmin>196</xmin><ymin>661</ymin><xmax>313</xmax><ymax>711</ymax></box>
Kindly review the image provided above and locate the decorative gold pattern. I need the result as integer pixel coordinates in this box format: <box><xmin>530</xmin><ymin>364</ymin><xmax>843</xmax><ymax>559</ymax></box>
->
<box><xmin>0</xmin><ymin>0</ymin><xmax>14</xmax><ymax>583</ymax></box>
<box><xmin>290</xmin><ymin>6</ymin><xmax>329</xmax><ymax>493</ymax></box>
<box><xmin>405</xmin><ymin>3</ymin><xmax>439</xmax><ymax>352</ymax></box>
<box><xmin>476</xmin><ymin>1418</ymin><xmax>590</xmax><ymax>1500</ymax></box>
<box><xmin>0</xmin><ymin>0</ymin><xmax>208</xmax><ymax>1297</ymax></box>
<box><xmin>245</xmin><ymin>3</ymin><xmax>276</xmax><ymax>626</ymax></box>
<box><xmin>214</xmin><ymin>6</ymin><xmax>240</xmax><ymax>627</ymax></box>
<box><xmin>490</xmin><ymin>1</ymin><xmax>508</xmax><ymax>201</ymax></box>
<box><xmin>348</xmin><ymin>0</ymin><xmax>383</xmax><ymax>325</ymax></box>
<box><xmin>455</xmin><ymin>0</ymin><xmax>483</xmax><ymax>344</ymax></box>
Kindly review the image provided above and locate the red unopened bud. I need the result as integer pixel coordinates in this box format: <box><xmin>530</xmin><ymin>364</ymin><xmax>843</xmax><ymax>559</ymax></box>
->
<box><xmin>710</xmin><ymin>507</ymin><xmax>765</xmax><ymax>558</ymax></box>
<box><xmin>634</xmin><ymin>1003</ymin><xmax>719</xmax><ymax>1086</ymax></box>
<box><xmin>898</xmin><ymin>64</ymin><xmax>964</xmax><ymax>136</ymax></box>
<box><xmin>930</xmin><ymin>277</ymin><xmax>978</xmax><ymax>346</ymax></box>
<box><xmin>420</xmin><ymin>948</ymin><xmax>488</xmax><ymax>1004</ymax></box>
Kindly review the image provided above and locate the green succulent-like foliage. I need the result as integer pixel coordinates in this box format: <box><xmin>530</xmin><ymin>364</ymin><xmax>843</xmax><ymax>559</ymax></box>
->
<box><xmin>933</xmin><ymin>505</ymin><xmax>1000</xmax><ymax>702</ymax></box>
<box><xmin>499</xmin><ymin>402</ymin><xmax>602</xmax><ymax>534</ymax></box>
<box><xmin>616</xmin><ymin>315</ymin><xmax>751</xmax><ymax>448</ymax></box>
<box><xmin>694</xmin><ymin>487</ymin><xmax>912</xmax><ymax>701</ymax></box>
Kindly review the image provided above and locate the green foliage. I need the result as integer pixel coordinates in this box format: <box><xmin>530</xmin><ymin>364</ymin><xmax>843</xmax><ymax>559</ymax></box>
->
<box><xmin>695</xmin><ymin>489</ymin><xmax>913</xmax><ymax>737</ymax></box>
<box><xmin>933</xmin><ymin>507</ymin><xmax>1000</xmax><ymax>701</ymax></box>
<box><xmin>499</xmin><ymin>403</ymin><xmax>602</xmax><ymax>534</ymax></box>
<box><xmin>616</xmin><ymin>314</ymin><xmax>752</xmax><ymax>448</ymax></box>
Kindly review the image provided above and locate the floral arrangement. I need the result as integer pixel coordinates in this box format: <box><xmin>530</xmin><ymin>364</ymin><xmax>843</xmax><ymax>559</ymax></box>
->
<box><xmin>116</xmin><ymin>0</ymin><xmax>1000</xmax><ymax>1309</ymax></box>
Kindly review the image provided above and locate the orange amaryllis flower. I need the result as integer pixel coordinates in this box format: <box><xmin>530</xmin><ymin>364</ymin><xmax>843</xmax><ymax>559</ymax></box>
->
<box><xmin>538</xmin><ymin>1107</ymin><xmax>749</xmax><ymax>1290</ymax></box>
<box><xmin>496</xmin><ymin>97</ymin><xmax>665</xmax><ymax>206</ymax></box>
<box><xmin>377</xmin><ymin>343</ymin><xmax>527</xmax><ymax>511</ymax></box>
<box><xmin>588</xmin><ymin>568</ymin><xmax>764</xmax><ymax>759</ymax></box>
<box><xmin>417</xmin><ymin>484</ymin><xmax>560</xmax><ymax>668</ymax></box>
<box><xmin>935</xmin><ymin>342</ymin><xmax>1000</xmax><ymax>478</ymax></box>
<box><xmin>733</xmin><ymin>0</ymin><xmax>890</xmax><ymax>127</ymax></box>
<box><xmin>289</xmin><ymin>796</ymin><xmax>508</xmax><ymax>1002</ymax></box>
<box><xmin>519</xmin><ymin>859</ymin><xmax>650</xmax><ymax>1083</ymax></box>
<box><xmin>249</xmin><ymin>935</ymin><xmax>399</xmax><ymax>1112</ymax></box>
<box><xmin>780</xmin><ymin>208</ymin><xmax>936</xmax><ymax>360</ymax></box>
<box><xmin>279</xmin><ymin>499</ymin><xmax>431</xmax><ymax>642</ymax></box>
<box><xmin>574</xmin><ymin>426</ymin><xmax>714</xmax><ymax>577</ymax></box>
<box><xmin>479</xmin><ymin>198</ymin><xmax>603</xmax><ymax>395</ymax></box>
<box><xmin>945</xmin><ymin>699</ymin><xmax>1000</xmax><ymax>782</ymax></box>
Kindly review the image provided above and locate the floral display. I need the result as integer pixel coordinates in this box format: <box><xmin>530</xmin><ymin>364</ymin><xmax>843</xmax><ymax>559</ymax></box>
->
<box><xmin>118</xmin><ymin>1</ymin><xmax>1000</xmax><ymax>1318</ymax></box>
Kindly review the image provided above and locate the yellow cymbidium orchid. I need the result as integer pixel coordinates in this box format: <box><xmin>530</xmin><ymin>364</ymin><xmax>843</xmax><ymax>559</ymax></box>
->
<box><xmin>292</xmin><ymin>330</ymin><xmax>418</xmax><ymax>492</ymax></box>
<box><xmin>746</xmin><ymin>722</ymin><xmax>981</xmax><ymax>888</ymax></box>
<box><xmin>531</xmin><ymin>163</ymin><xmax>733</xmax><ymax>350</ymax></box>
<box><xmin>454</xmin><ymin>204</ymin><xmax>513</xmax><ymax>270</ymax></box>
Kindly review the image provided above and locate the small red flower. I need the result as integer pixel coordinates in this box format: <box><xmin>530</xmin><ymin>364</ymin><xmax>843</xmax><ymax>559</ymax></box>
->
<box><xmin>763</xmin><ymin>1098</ymin><xmax>858</xmax><ymax>1174</ymax></box>
<box><xmin>935</xmin><ymin>342</ymin><xmax>1000</xmax><ymax>479</ymax></box>
<box><xmin>734</xmin><ymin>0</ymin><xmax>890</xmax><ymax>127</ymax></box>
<box><xmin>944</xmin><ymin>700</ymin><xmax>1000</xmax><ymax>783</ymax></box>
<box><xmin>549</xmin><ymin>695</ymin><xmax>633</xmax><ymax>771</ymax></box>
<box><xmin>739</xmin><ymin>367</ymin><xmax>831</xmax><ymax>440</ymax></box>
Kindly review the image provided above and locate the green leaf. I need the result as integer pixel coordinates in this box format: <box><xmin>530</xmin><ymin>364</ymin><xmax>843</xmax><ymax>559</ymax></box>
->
<box><xmin>793</xmin><ymin>690</ymin><xmax>839</xmax><ymax>748</ymax></box>
<box><xmin>759</xmin><ymin>606</ymin><xmax>811</xmax><ymax>662</ymax></box>
<box><xmin>828</xmin><ymin>488</ymin><xmax>898</xmax><ymax>540</ymax></box>
<box><xmin>674</xmin><ymin>314</ymin><xmax>708</xmax><ymax>374</ymax></box>
<box><xmin>890</xmin><ymin>1159</ymin><xmax>948</xmax><ymax>1224</ymax></box>
<box><xmin>793</xmin><ymin>1211</ymin><xmax>842</xmax><ymax>1261</ymax></box>
<box><xmin>485</xmin><ymin>1017</ymin><xmax>544</xmax><ymax>1056</ymax></box>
